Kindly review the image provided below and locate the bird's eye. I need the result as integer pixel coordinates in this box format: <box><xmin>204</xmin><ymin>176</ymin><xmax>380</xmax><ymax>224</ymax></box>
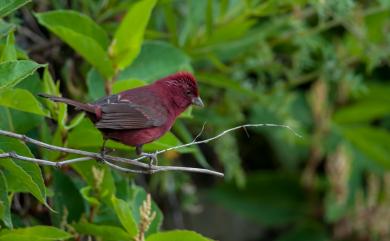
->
<box><xmin>186</xmin><ymin>90</ymin><xmax>191</xmax><ymax>95</ymax></box>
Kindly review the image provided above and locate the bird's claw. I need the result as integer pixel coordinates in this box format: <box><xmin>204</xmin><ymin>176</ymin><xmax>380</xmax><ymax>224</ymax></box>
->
<box><xmin>99</xmin><ymin>147</ymin><xmax>114</xmax><ymax>163</ymax></box>
<box><xmin>141</xmin><ymin>152</ymin><xmax>158</xmax><ymax>168</ymax></box>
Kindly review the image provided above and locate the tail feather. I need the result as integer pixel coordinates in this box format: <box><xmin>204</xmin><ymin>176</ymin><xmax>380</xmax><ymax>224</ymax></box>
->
<box><xmin>38</xmin><ymin>93</ymin><xmax>95</xmax><ymax>113</ymax></box>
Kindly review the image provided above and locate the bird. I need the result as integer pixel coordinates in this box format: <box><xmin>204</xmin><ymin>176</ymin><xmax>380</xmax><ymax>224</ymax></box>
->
<box><xmin>39</xmin><ymin>72</ymin><xmax>203</xmax><ymax>162</ymax></box>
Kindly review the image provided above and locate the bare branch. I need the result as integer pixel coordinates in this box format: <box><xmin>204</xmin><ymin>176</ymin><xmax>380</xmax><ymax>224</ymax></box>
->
<box><xmin>0</xmin><ymin>123</ymin><xmax>301</xmax><ymax>177</ymax></box>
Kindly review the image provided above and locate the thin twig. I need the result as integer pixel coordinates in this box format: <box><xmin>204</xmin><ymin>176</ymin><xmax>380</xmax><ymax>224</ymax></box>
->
<box><xmin>0</xmin><ymin>124</ymin><xmax>301</xmax><ymax>177</ymax></box>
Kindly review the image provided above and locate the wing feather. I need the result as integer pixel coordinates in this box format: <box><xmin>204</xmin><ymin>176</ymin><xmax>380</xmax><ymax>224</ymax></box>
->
<box><xmin>94</xmin><ymin>94</ymin><xmax>167</xmax><ymax>130</ymax></box>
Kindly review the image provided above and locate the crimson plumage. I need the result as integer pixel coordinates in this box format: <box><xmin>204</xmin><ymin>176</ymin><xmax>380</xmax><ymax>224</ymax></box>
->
<box><xmin>39</xmin><ymin>72</ymin><xmax>203</xmax><ymax>154</ymax></box>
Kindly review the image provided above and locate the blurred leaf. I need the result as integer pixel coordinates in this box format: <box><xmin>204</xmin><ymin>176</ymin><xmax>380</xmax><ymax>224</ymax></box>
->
<box><xmin>197</xmin><ymin>72</ymin><xmax>257</xmax><ymax>97</ymax></box>
<box><xmin>35</xmin><ymin>10</ymin><xmax>114</xmax><ymax>78</ymax></box>
<box><xmin>0</xmin><ymin>60</ymin><xmax>44</xmax><ymax>89</ymax></box>
<box><xmin>146</xmin><ymin>230</ymin><xmax>213</xmax><ymax>241</ymax></box>
<box><xmin>0</xmin><ymin>137</ymin><xmax>46</xmax><ymax>205</ymax></box>
<box><xmin>51</xmin><ymin>170</ymin><xmax>85</xmax><ymax>227</ymax></box>
<box><xmin>0</xmin><ymin>225</ymin><xmax>72</xmax><ymax>240</ymax></box>
<box><xmin>208</xmin><ymin>171</ymin><xmax>310</xmax><ymax>226</ymax></box>
<box><xmin>0</xmin><ymin>0</ymin><xmax>30</xmax><ymax>18</ymax></box>
<box><xmin>341</xmin><ymin>126</ymin><xmax>390</xmax><ymax>169</ymax></box>
<box><xmin>0</xmin><ymin>107</ymin><xmax>42</xmax><ymax>133</ymax></box>
<box><xmin>64</xmin><ymin>112</ymin><xmax>85</xmax><ymax>130</ymax></box>
<box><xmin>214</xmin><ymin>134</ymin><xmax>245</xmax><ymax>186</ymax></box>
<box><xmin>0</xmin><ymin>88</ymin><xmax>49</xmax><ymax>116</ymax></box>
<box><xmin>111</xmin><ymin>195</ymin><xmax>138</xmax><ymax>236</ymax></box>
<box><xmin>172</xmin><ymin>121</ymin><xmax>209</xmax><ymax>168</ymax></box>
<box><xmin>118</xmin><ymin>41</ymin><xmax>192</xmax><ymax>83</ymax></box>
<box><xmin>0</xmin><ymin>20</ymin><xmax>14</xmax><ymax>38</ymax></box>
<box><xmin>72</xmin><ymin>222</ymin><xmax>132</xmax><ymax>241</ymax></box>
<box><xmin>276</xmin><ymin>222</ymin><xmax>328</xmax><ymax>241</ymax></box>
<box><xmin>0</xmin><ymin>31</ymin><xmax>16</xmax><ymax>62</ymax></box>
<box><xmin>112</xmin><ymin>79</ymin><xmax>145</xmax><ymax>94</ymax></box>
<box><xmin>333</xmin><ymin>101</ymin><xmax>390</xmax><ymax>124</ymax></box>
<box><xmin>80</xmin><ymin>186</ymin><xmax>100</xmax><ymax>206</ymax></box>
<box><xmin>179</xmin><ymin>0</ymin><xmax>207</xmax><ymax>46</ymax></box>
<box><xmin>109</xmin><ymin>0</ymin><xmax>157</xmax><ymax>70</ymax></box>
<box><xmin>86</xmin><ymin>68</ymin><xmax>105</xmax><ymax>100</ymax></box>
<box><xmin>0</xmin><ymin>171</ymin><xmax>12</xmax><ymax>228</ymax></box>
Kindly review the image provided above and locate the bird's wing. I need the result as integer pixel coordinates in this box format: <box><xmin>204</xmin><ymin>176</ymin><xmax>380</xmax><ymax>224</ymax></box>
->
<box><xmin>94</xmin><ymin>93</ymin><xmax>167</xmax><ymax>130</ymax></box>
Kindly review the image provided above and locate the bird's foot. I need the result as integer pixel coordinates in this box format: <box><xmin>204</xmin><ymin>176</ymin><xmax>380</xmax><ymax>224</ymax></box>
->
<box><xmin>140</xmin><ymin>152</ymin><xmax>158</xmax><ymax>168</ymax></box>
<box><xmin>99</xmin><ymin>148</ymin><xmax>114</xmax><ymax>163</ymax></box>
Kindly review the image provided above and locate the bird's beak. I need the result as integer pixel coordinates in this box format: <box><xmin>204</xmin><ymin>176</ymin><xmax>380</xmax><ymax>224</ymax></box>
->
<box><xmin>192</xmin><ymin>96</ymin><xmax>204</xmax><ymax>107</ymax></box>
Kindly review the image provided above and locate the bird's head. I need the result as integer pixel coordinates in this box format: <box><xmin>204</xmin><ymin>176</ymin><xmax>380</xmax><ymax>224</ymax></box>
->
<box><xmin>156</xmin><ymin>72</ymin><xmax>204</xmax><ymax>110</ymax></box>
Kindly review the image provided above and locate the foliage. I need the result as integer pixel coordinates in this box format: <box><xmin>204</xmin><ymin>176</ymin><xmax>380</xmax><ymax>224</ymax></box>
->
<box><xmin>0</xmin><ymin>0</ymin><xmax>390</xmax><ymax>240</ymax></box>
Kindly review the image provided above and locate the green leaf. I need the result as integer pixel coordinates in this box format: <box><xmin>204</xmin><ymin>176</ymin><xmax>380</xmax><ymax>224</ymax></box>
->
<box><xmin>118</xmin><ymin>41</ymin><xmax>192</xmax><ymax>83</ymax></box>
<box><xmin>0</xmin><ymin>88</ymin><xmax>49</xmax><ymax>116</ymax></box>
<box><xmin>146</xmin><ymin>230</ymin><xmax>213</xmax><ymax>241</ymax></box>
<box><xmin>51</xmin><ymin>170</ymin><xmax>85</xmax><ymax>227</ymax></box>
<box><xmin>0</xmin><ymin>0</ymin><xmax>30</xmax><ymax>18</ymax></box>
<box><xmin>80</xmin><ymin>186</ymin><xmax>100</xmax><ymax>206</ymax></box>
<box><xmin>0</xmin><ymin>137</ymin><xmax>46</xmax><ymax>204</ymax></box>
<box><xmin>0</xmin><ymin>171</ymin><xmax>12</xmax><ymax>228</ymax></box>
<box><xmin>0</xmin><ymin>31</ymin><xmax>16</xmax><ymax>62</ymax></box>
<box><xmin>341</xmin><ymin>126</ymin><xmax>390</xmax><ymax>169</ymax></box>
<box><xmin>109</xmin><ymin>0</ymin><xmax>157</xmax><ymax>70</ymax></box>
<box><xmin>112</xmin><ymin>79</ymin><xmax>145</xmax><ymax>94</ymax></box>
<box><xmin>333</xmin><ymin>101</ymin><xmax>390</xmax><ymax>124</ymax></box>
<box><xmin>35</xmin><ymin>10</ymin><xmax>114</xmax><ymax>78</ymax></box>
<box><xmin>178</xmin><ymin>0</ymin><xmax>208</xmax><ymax>46</ymax></box>
<box><xmin>0</xmin><ymin>226</ymin><xmax>72</xmax><ymax>240</ymax></box>
<box><xmin>0</xmin><ymin>60</ymin><xmax>44</xmax><ymax>89</ymax></box>
<box><xmin>0</xmin><ymin>19</ymin><xmax>15</xmax><ymax>39</ymax></box>
<box><xmin>276</xmin><ymin>223</ymin><xmax>328</xmax><ymax>241</ymax></box>
<box><xmin>72</xmin><ymin>223</ymin><xmax>132</xmax><ymax>241</ymax></box>
<box><xmin>86</xmin><ymin>68</ymin><xmax>106</xmax><ymax>100</ymax></box>
<box><xmin>208</xmin><ymin>171</ymin><xmax>310</xmax><ymax>226</ymax></box>
<box><xmin>111</xmin><ymin>195</ymin><xmax>138</xmax><ymax>237</ymax></box>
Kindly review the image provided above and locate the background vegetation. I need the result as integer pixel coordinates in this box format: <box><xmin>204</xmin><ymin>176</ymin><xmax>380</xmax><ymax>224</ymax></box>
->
<box><xmin>1</xmin><ymin>0</ymin><xmax>390</xmax><ymax>240</ymax></box>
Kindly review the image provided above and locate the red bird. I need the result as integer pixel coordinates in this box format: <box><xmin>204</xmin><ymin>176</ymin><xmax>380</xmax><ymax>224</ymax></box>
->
<box><xmin>39</xmin><ymin>72</ymin><xmax>203</xmax><ymax>159</ymax></box>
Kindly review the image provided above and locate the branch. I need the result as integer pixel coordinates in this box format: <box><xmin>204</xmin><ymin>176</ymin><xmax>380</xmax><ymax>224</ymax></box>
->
<box><xmin>0</xmin><ymin>123</ymin><xmax>301</xmax><ymax>177</ymax></box>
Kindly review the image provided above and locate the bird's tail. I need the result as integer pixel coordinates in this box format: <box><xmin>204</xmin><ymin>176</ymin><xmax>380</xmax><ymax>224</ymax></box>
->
<box><xmin>38</xmin><ymin>93</ymin><xmax>95</xmax><ymax>113</ymax></box>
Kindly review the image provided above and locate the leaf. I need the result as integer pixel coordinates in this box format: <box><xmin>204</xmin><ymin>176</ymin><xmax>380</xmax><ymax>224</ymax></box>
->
<box><xmin>341</xmin><ymin>126</ymin><xmax>390</xmax><ymax>169</ymax></box>
<box><xmin>86</xmin><ymin>68</ymin><xmax>106</xmax><ymax>100</ymax></box>
<box><xmin>146</xmin><ymin>230</ymin><xmax>213</xmax><ymax>241</ymax></box>
<box><xmin>51</xmin><ymin>170</ymin><xmax>85</xmax><ymax>227</ymax></box>
<box><xmin>0</xmin><ymin>137</ymin><xmax>46</xmax><ymax>204</ymax></box>
<box><xmin>112</xmin><ymin>79</ymin><xmax>145</xmax><ymax>94</ymax></box>
<box><xmin>80</xmin><ymin>186</ymin><xmax>100</xmax><ymax>206</ymax></box>
<box><xmin>276</xmin><ymin>223</ymin><xmax>328</xmax><ymax>241</ymax></box>
<box><xmin>178</xmin><ymin>0</ymin><xmax>208</xmax><ymax>46</ymax></box>
<box><xmin>72</xmin><ymin>222</ymin><xmax>132</xmax><ymax>241</ymax></box>
<box><xmin>333</xmin><ymin>101</ymin><xmax>390</xmax><ymax>124</ymax></box>
<box><xmin>35</xmin><ymin>10</ymin><xmax>114</xmax><ymax>78</ymax></box>
<box><xmin>0</xmin><ymin>60</ymin><xmax>44</xmax><ymax>89</ymax></box>
<box><xmin>0</xmin><ymin>226</ymin><xmax>72</xmax><ymax>240</ymax></box>
<box><xmin>109</xmin><ymin>0</ymin><xmax>157</xmax><ymax>70</ymax></box>
<box><xmin>0</xmin><ymin>171</ymin><xmax>12</xmax><ymax>228</ymax></box>
<box><xmin>0</xmin><ymin>0</ymin><xmax>30</xmax><ymax>18</ymax></box>
<box><xmin>111</xmin><ymin>195</ymin><xmax>138</xmax><ymax>237</ymax></box>
<box><xmin>208</xmin><ymin>171</ymin><xmax>310</xmax><ymax>226</ymax></box>
<box><xmin>118</xmin><ymin>41</ymin><xmax>192</xmax><ymax>83</ymax></box>
<box><xmin>0</xmin><ymin>19</ymin><xmax>15</xmax><ymax>39</ymax></box>
<box><xmin>0</xmin><ymin>88</ymin><xmax>49</xmax><ymax>116</ymax></box>
<box><xmin>0</xmin><ymin>31</ymin><xmax>16</xmax><ymax>62</ymax></box>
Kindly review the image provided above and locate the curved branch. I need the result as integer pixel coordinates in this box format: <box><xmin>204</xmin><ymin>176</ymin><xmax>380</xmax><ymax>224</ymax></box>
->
<box><xmin>0</xmin><ymin>123</ymin><xmax>301</xmax><ymax>177</ymax></box>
